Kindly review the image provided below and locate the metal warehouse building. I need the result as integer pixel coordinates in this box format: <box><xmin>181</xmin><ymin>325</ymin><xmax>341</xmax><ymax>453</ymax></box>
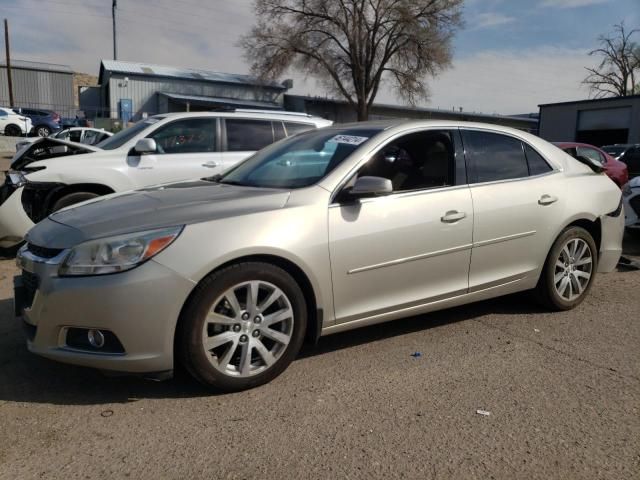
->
<box><xmin>0</xmin><ymin>59</ymin><xmax>74</xmax><ymax>113</ymax></box>
<box><xmin>285</xmin><ymin>95</ymin><xmax>539</xmax><ymax>132</ymax></box>
<box><xmin>92</xmin><ymin>60</ymin><xmax>291</xmax><ymax>122</ymax></box>
<box><xmin>539</xmin><ymin>95</ymin><xmax>640</xmax><ymax>146</ymax></box>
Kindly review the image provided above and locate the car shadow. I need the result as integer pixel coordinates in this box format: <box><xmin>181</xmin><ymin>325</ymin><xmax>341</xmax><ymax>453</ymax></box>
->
<box><xmin>0</xmin><ymin>292</ymin><xmax>544</xmax><ymax>405</ymax></box>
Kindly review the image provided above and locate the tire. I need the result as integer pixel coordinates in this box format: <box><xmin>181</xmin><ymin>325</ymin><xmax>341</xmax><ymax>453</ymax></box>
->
<box><xmin>4</xmin><ymin>124</ymin><xmax>21</xmax><ymax>137</ymax></box>
<box><xmin>535</xmin><ymin>226</ymin><xmax>598</xmax><ymax>311</ymax></box>
<box><xmin>51</xmin><ymin>192</ymin><xmax>100</xmax><ymax>213</ymax></box>
<box><xmin>35</xmin><ymin>125</ymin><xmax>51</xmax><ymax>137</ymax></box>
<box><xmin>179</xmin><ymin>262</ymin><xmax>308</xmax><ymax>392</ymax></box>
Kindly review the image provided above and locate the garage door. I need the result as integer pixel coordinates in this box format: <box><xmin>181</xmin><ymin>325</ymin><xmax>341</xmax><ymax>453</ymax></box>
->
<box><xmin>576</xmin><ymin>107</ymin><xmax>631</xmax><ymax>146</ymax></box>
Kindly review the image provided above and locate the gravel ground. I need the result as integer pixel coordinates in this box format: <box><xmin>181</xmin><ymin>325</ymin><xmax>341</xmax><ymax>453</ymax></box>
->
<box><xmin>0</xmin><ymin>249</ymin><xmax>639</xmax><ymax>479</ymax></box>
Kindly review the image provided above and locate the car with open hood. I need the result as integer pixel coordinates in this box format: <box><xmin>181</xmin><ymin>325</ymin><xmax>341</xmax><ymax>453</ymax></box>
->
<box><xmin>0</xmin><ymin>110</ymin><xmax>332</xmax><ymax>248</ymax></box>
<box><xmin>14</xmin><ymin>120</ymin><xmax>624</xmax><ymax>391</ymax></box>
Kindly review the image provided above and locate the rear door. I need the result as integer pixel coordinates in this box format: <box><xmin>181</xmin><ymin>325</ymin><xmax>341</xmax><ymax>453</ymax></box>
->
<box><xmin>462</xmin><ymin>129</ymin><xmax>563</xmax><ymax>291</ymax></box>
<box><xmin>126</xmin><ymin>117</ymin><xmax>222</xmax><ymax>187</ymax></box>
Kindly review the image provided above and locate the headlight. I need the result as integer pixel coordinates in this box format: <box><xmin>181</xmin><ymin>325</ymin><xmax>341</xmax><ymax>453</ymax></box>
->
<box><xmin>59</xmin><ymin>226</ymin><xmax>183</xmax><ymax>276</ymax></box>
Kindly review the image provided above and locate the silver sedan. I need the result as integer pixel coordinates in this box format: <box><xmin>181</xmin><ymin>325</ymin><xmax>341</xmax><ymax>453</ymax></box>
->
<box><xmin>15</xmin><ymin>120</ymin><xmax>624</xmax><ymax>391</ymax></box>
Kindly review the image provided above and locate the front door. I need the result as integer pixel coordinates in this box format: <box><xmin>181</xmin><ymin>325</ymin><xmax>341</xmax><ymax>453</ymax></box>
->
<box><xmin>329</xmin><ymin>129</ymin><xmax>473</xmax><ymax>323</ymax></box>
<box><xmin>126</xmin><ymin>117</ymin><xmax>224</xmax><ymax>188</ymax></box>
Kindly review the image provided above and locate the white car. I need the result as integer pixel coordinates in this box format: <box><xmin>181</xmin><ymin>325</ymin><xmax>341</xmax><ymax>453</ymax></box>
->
<box><xmin>622</xmin><ymin>177</ymin><xmax>640</xmax><ymax>233</ymax></box>
<box><xmin>15</xmin><ymin>127</ymin><xmax>113</xmax><ymax>151</ymax></box>
<box><xmin>0</xmin><ymin>110</ymin><xmax>332</xmax><ymax>248</ymax></box>
<box><xmin>0</xmin><ymin>107</ymin><xmax>32</xmax><ymax>136</ymax></box>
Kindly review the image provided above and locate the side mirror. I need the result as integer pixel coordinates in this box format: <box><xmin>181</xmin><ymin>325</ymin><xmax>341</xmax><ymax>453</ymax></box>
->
<box><xmin>134</xmin><ymin>138</ymin><xmax>157</xmax><ymax>154</ymax></box>
<box><xmin>349</xmin><ymin>176</ymin><xmax>393</xmax><ymax>198</ymax></box>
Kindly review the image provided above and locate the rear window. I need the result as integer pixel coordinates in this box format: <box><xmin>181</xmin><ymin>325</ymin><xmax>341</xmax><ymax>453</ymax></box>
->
<box><xmin>226</xmin><ymin>119</ymin><xmax>274</xmax><ymax>151</ymax></box>
<box><xmin>462</xmin><ymin>130</ymin><xmax>529</xmax><ymax>182</ymax></box>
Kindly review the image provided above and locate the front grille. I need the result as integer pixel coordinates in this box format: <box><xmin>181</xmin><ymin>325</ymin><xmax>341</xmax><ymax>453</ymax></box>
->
<box><xmin>22</xmin><ymin>271</ymin><xmax>39</xmax><ymax>309</ymax></box>
<box><xmin>630</xmin><ymin>195</ymin><xmax>640</xmax><ymax>217</ymax></box>
<box><xmin>26</xmin><ymin>243</ymin><xmax>63</xmax><ymax>259</ymax></box>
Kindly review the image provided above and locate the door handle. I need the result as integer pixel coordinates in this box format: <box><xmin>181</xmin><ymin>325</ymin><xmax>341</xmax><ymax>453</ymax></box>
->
<box><xmin>202</xmin><ymin>161</ymin><xmax>218</xmax><ymax>168</ymax></box>
<box><xmin>538</xmin><ymin>194</ymin><xmax>558</xmax><ymax>206</ymax></box>
<box><xmin>441</xmin><ymin>210</ymin><xmax>466</xmax><ymax>223</ymax></box>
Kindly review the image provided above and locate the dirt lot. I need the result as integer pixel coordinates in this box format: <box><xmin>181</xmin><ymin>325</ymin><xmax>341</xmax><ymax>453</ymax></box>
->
<box><xmin>0</xmin><ymin>243</ymin><xmax>639</xmax><ymax>479</ymax></box>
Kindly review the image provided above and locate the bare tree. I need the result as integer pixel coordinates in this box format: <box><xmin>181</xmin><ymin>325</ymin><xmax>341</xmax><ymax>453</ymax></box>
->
<box><xmin>583</xmin><ymin>22</ymin><xmax>640</xmax><ymax>98</ymax></box>
<box><xmin>241</xmin><ymin>0</ymin><xmax>463</xmax><ymax>120</ymax></box>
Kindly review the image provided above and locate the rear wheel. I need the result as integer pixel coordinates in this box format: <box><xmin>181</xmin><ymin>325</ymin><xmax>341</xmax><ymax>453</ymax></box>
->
<box><xmin>535</xmin><ymin>226</ymin><xmax>597</xmax><ymax>310</ymax></box>
<box><xmin>51</xmin><ymin>192</ymin><xmax>100</xmax><ymax>213</ymax></box>
<box><xmin>4</xmin><ymin>124</ymin><xmax>21</xmax><ymax>136</ymax></box>
<box><xmin>179</xmin><ymin>262</ymin><xmax>307</xmax><ymax>391</ymax></box>
<box><xmin>36</xmin><ymin>125</ymin><xmax>51</xmax><ymax>137</ymax></box>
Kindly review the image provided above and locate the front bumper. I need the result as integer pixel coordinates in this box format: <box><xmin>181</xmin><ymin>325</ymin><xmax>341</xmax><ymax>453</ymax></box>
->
<box><xmin>15</xmin><ymin>249</ymin><xmax>196</xmax><ymax>374</ymax></box>
<box><xmin>0</xmin><ymin>186</ymin><xmax>34</xmax><ymax>248</ymax></box>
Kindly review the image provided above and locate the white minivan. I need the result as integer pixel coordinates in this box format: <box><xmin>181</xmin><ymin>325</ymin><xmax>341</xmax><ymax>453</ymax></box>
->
<box><xmin>0</xmin><ymin>110</ymin><xmax>332</xmax><ymax>248</ymax></box>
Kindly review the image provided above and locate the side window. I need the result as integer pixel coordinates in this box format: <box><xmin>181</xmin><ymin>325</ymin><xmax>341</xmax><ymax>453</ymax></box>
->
<box><xmin>285</xmin><ymin>122</ymin><xmax>314</xmax><ymax>136</ymax></box>
<box><xmin>68</xmin><ymin>130</ymin><xmax>82</xmax><ymax>143</ymax></box>
<box><xmin>0</xmin><ymin>110</ymin><xmax>7</xmax><ymax>117</ymax></box>
<box><xmin>524</xmin><ymin>143</ymin><xmax>553</xmax><ymax>175</ymax></box>
<box><xmin>226</xmin><ymin>119</ymin><xmax>274</xmax><ymax>151</ymax></box>
<box><xmin>83</xmin><ymin>130</ymin><xmax>101</xmax><ymax>145</ymax></box>
<box><xmin>357</xmin><ymin>130</ymin><xmax>456</xmax><ymax>192</ymax></box>
<box><xmin>463</xmin><ymin>130</ymin><xmax>528</xmax><ymax>183</ymax></box>
<box><xmin>577</xmin><ymin>147</ymin><xmax>604</xmax><ymax>164</ymax></box>
<box><xmin>148</xmin><ymin>118</ymin><xmax>216</xmax><ymax>154</ymax></box>
<box><xmin>55</xmin><ymin>130</ymin><xmax>69</xmax><ymax>140</ymax></box>
<box><xmin>273</xmin><ymin>121</ymin><xmax>286</xmax><ymax>141</ymax></box>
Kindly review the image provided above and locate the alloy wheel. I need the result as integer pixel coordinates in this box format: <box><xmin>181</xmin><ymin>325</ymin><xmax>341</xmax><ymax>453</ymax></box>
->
<box><xmin>553</xmin><ymin>238</ymin><xmax>593</xmax><ymax>301</ymax></box>
<box><xmin>201</xmin><ymin>280</ymin><xmax>294</xmax><ymax>377</ymax></box>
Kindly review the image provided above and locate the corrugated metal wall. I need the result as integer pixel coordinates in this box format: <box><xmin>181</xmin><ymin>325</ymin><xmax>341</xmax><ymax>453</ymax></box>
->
<box><xmin>107</xmin><ymin>74</ymin><xmax>284</xmax><ymax>120</ymax></box>
<box><xmin>0</xmin><ymin>67</ymin><xmax>74</xmax><ymax>113</ymax></box>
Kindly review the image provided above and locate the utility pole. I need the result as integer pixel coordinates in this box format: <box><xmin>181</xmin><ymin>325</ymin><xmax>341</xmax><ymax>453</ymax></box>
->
<box><xmin>4</xmin><ymin>18</ymin><xmax>14</xmax><ymax>107</ymax></box>
<box><xmin>112</xmin><ymin>0</ymin><xmax>117</xmax><ymax>60</ymax></box>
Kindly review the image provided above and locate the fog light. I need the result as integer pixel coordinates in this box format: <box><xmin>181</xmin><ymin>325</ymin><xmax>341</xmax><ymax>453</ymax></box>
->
<box><xmin>87</xmin><ymin>329</ymin><xmax>105</xmax><ymax>348</ymax></box>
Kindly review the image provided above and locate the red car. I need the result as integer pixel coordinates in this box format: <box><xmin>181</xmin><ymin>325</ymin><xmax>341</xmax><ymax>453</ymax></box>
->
<box><xmin>554</xmin><ymin>142</ymin><xmax>629</xmax><ymax>188</ymax></box>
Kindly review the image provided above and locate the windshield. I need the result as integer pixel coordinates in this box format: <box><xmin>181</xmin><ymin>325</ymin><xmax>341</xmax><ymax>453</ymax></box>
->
<box><xmin>601</xmin><ymin>146</ymin><xmax>625</xmax><ymax>156</ymax></box>
<box><xmin>97</xmin><ymin>117</ymin><xmax>164</xmax><ymax>150</ymax></box>
<box><xmin>218</xmin><ymin>127</ymin><xmax>383</xmax><ymax>189</ymax></box>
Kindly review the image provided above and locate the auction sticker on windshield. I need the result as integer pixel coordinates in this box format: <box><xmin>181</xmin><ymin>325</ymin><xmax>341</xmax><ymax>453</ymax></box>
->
<box><xmin>329</xmin><ymin>135</ymin><xmax>369</xmax><ymax>146</ymax></box>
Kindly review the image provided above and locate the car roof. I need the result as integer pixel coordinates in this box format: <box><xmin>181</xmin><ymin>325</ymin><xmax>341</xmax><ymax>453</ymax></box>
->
<box><xmin>149</xmin><ymin>110</ymin><xmax>332</xmax><ymax>126</ymax></box>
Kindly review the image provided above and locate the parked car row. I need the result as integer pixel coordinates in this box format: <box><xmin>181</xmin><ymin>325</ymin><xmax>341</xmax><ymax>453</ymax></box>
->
<box><xmin>10</xmin><ymin>115</ymin><xmax>624</xmax><ymax>391</ymax></box>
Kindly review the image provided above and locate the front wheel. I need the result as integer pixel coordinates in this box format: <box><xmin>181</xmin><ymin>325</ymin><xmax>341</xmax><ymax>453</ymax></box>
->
<box><xmin>36</xmin><ymin>126</ymin><xmax>51</xmax><ymax>137</ymax></box>
<box><xmin>51</xmin><ymin>192</ymin><xmax>100</xmax><ymax>213</ymax></box>
<box><xmin>4</xmin><ymin>124</ymin><xmax>21</xmax><ymax>136</ymax></box>
<box><xmin>535</xmin><ymin>226</ymin><xmax>598</xmax><ymax>310</ymax></box>
<box><xmin>179</xmin><ymin>262</ymin><xmax>307</xmax><ymax>391</ymax></box>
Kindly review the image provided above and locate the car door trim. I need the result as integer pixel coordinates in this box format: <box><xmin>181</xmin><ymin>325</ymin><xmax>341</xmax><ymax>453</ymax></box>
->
<box><xmin>473</xmin><ymin>230</ymin><xmax>537</xmax><ymax>248</ymax></box>
<box><xmin>347</xmin><ymin>243</ymin><xmax>473</xmax><ymax>275</ymax></box>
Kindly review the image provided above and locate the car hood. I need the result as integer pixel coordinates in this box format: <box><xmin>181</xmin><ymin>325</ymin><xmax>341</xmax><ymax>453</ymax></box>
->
<box><xmin>25</xmin><ymin>180</ymin><xmax>291</xmax><ymax>249</ymax></box>
<box><xmin>11</xmin><ymin>137</ymin><xmax>101</xmax><ymax>170</ymax></box>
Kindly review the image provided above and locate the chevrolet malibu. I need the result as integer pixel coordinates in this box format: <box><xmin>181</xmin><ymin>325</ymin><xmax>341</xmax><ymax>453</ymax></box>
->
<box><xmin>15</xmin><ymin>121</ymin><xmax>624</xmax><ymax>391</ymax></box>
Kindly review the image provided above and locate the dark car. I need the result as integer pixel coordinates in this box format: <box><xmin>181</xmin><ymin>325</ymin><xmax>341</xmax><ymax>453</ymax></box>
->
<box><xmin>601</xmin><ymin>144</ymin><xmax>640</xmax><ymax>179</ymax></box>
<box><xmin>17</xmin><ymin>108</ymin><xmax>61</xmax><ymax>137</ymax></box>
<box><xmin>554</xmin><ymin>142</ymin><xmax>629</xmax><ymax>188</ymax></box>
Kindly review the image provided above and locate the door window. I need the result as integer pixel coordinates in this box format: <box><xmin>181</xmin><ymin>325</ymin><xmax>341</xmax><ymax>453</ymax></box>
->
<box><xmin>523</xmin><ymin>143</ymin><xmax>553</xmax><ymax>175</ymax></box>
<box><xmin>148</xmin><ymin>118</ymin><xmax>217</xmax><ymax>154</ymax></box>
<box><xmin>68</xmin><ymin>130</ymin><xmax>82</xmax><ymax>143</ymax></box>
<box><xmin>462</xmin><ymin>130</ymin><xmax>528</xmax><ymax>182</ymax></box>
<box><xmin>356</xmin><ymin>130</ymin><xmax>456</xmax><ymax>191</ymax></box>
<box><xmin>226</xmin><ymin>119</ymin><xmax>274</xmax><ymax>151</ymax></box>
<box><xmin>0</xmin><ymin>110</ymin><xmax>7</xmax><ymax>118</ymax></box>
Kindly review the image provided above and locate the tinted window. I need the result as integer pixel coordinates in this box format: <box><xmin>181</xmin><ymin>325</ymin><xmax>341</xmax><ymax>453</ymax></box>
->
<box><xmin>524</xmin><ymin>144</ymin><xmax>553</xmax><ymax>175</ymax></box>
<box><xmin>68</xmin><ymin>130</ymin><xmax>82</xmax><ymax>143</ymax></box>
<box><xmin>148</xmin><ymin>118</ymin><xmax>216</xmax><ymax>154</ymax></box>
<box><xmin>0</xmin><ymin>110</ymin><xmax>7</xmax><ymax>117</ymax></box>
<box><xmin>577</xmin><ymin>146</ymin><xmax>604</xmax><ymax>164</ymax></box>
<box><xmin>226</xmin><ymin>119</ymin><xmax>273</xmax><ymax>151</ymax></box>
<box><xmin>357</xmin><ymin>130</ymin><xmax>456</xmax><ymax>191</ymax></box>
<box><xmin>463</xmin><ymin>130</ymin><xmax>528</xmax><ymax>182</ymax></box>
<box><xmin>273</xmin><ymin>121</ymin><xmax>286</xmax><ymax>141</ymax></box>
<box><xmin>285</xmin><ymin>122</ymin><xmax>314</xmax><ymax>136</ymax></box>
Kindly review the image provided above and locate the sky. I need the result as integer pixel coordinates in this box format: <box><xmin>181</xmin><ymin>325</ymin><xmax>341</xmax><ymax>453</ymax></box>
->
<box><xmin>1</xmin><ymin>0</ymin><xmax>638</xmax><ymax>115</ymax></box>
